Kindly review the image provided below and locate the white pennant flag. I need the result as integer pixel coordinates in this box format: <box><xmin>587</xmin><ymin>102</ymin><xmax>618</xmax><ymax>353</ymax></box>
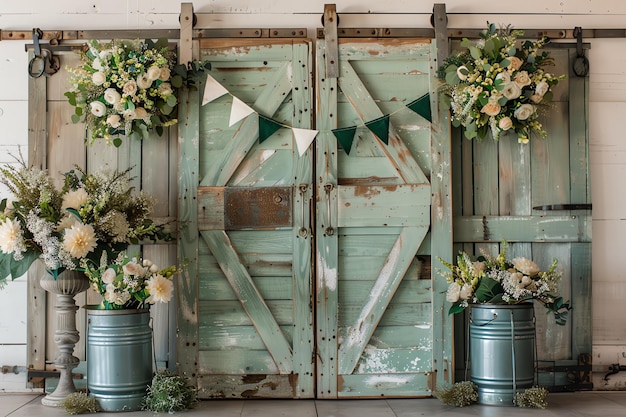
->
<box><xmin>292</xmin><ymin>128</ymin><xmax>319</xmax><ymax>156</ymax></box>
<box><xmin>202</xmin><ymin>74</ymin><xmax>229</xmax><ymax>106</ymax></box>
<box><xmin>229</xmin><ymin>97</ymin><xmax>255</xmax><ymax>127</ymax></box>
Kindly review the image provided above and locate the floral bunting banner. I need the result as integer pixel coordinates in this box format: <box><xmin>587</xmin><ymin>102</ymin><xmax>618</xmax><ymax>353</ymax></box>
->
<box><xmin>293</xmin><ymin>128</ymin><xmax>319</xmax><ymax>156</ymax></box>
<box><xmin>258</xmin><ymin>115</ymin><xmax>283</xmax><ymax>143</ymax></box>
<box><xmin>201</xmin><ymin>73</ymin><xmax>432</xmax><ymax>156</ymax></box>
<box><xmin>406</xmin><ymin>93</ymin><xmax>432</xmax><ymax>123</ymax></box>
<box><xmin>229</xmin><ymin>97</ymin><xmax>255</xmax><ymax>127</ymax></box>
<box><xmin>202</xmin><ymin>73</ymin><xmax>229</xmax><ymax>105</ymax></box>
<box><xmin>364</xmin><ymin>115</ymin><xmax>390</xmax><ymax>145</ymax></box>
<box><xmin>332</xmin><ymin>127</ymin><xmax>358</xmax><ymax>155</ymax></box>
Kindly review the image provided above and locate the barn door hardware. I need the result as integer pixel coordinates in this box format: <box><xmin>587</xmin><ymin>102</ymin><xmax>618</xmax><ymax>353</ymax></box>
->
<box><xmin>533</xmin><ymin>204</ymin><xmax>592</xmax><ymax>211</ymax></box>
<box><xmin>28</xmin><ymin>28</ymin><xmax>60</xmax><ymax>78</ymax></box>
<box><xmin>536</xmin><ymin>353</ymin><xmax>593</xmax><ymax>391</ymax></box>
<box><xmin>573</xmin><ymin>26</ymin><xmax>590</xmax><ymax>77</ymax></box>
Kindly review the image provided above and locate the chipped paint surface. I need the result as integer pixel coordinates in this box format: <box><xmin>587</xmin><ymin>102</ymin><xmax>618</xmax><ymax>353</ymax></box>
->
<box><xmin>317</xmin><ymin>255</ymin><xmax>337</xmax><ymax>291</ymax></box>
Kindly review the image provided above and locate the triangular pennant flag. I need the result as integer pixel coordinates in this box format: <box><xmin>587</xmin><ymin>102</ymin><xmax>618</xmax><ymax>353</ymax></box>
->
<box><xmin>293</xmin><ymin>128</ymin><xmax>318</xmax><ymax>156</ymax></box>
<box><xmin>202</xmin><ymin>74</ymin><xmax>229</xmax><ymax>105</ymax></box>
<box><xmin>259</xmin><ymin>116</ymin><xmax>283</xmax><ymax>143</ymax></box>
<box><xmin>332</xmin><ymin>127</ymin><xmax>357</xmax><ymax>155</ymax></box>
<box><xmin>365</xmin><ymin>115</ymin><xmax>390</xmax><ymax>145</ymax></box>
<box><xmin>229</xmin><ymin>97</ymin><xmax>255</xmax><ymax>127</ymax></box>
<box><xmin>406</xmin><ymin>93</ymin><xmax>432</xmax><ymax>122</ymax></box>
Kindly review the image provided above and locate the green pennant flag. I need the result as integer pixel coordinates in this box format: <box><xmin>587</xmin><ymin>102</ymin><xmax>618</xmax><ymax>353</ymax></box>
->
<box><xmin>332</xmin><ymin>127</ymin><xmax>357</xmax><ymax>155</ymax></box>
<box><xmin>258</xmin><ymin>115</ymin><xmax>283</xmax><ymax>143</ymax></box>
<box><xmin>365</xmin><ymin>115</ymin><xmax>390</xmax><ymax>145</ymax></box>
<box><xmin>406</xmin><ymin>93</ymin><xmax>432</xmax><ymax>122</ymax></box>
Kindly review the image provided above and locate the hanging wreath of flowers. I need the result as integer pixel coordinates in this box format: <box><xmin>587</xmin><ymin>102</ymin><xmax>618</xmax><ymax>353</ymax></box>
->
<box><xmin>65</xmin><ymin>39</ymin><xmax>179</xmax><ymax>147</ymax></box>
<box><xmin>438</xmin><ymin>23</ymin><xmax>565</xmax><ymax>143</ymax></box>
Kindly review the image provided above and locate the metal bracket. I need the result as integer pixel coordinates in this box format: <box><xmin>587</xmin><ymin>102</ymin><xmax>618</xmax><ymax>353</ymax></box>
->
<box><xmin>322</xmin><ymin>3</ymin><xmax>339</xmax><ymax>79</ymax></box>
<box><xmin>536</xmin><ymin>353</ymin><xmax>593</xmax><ymax>391</ymax></box>
<box><xmin>573</xmin><ymin>26</ymin><xmax>590</xmax><ymax>77</ymax></box>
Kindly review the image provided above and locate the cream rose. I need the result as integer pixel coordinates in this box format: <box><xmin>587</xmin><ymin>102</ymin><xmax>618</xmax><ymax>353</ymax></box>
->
<box><xmin>136</xmin><ymin>74</ymin><xmax>153</xmax><ymax>90</ymax></box>
<box><xmin>92</xmin><ymin>72</ymin><xmax>106</xmax><ymax>86</ymax></box>
<box><xmin>106</xmin><ymin>114</ymin><xmax>122</xmax><ymax>128</ymax></box>
<box><xmin>498</xmin><ymin>116</ymin><xmax>513</xmax><ymax>131</ymax></box>
<box><xmin>101</xmin><ymin>268</ymin><xmax>117</xmax><ymax>285</ymax></box>
<box><xmin>158</xmin><ymin>82</ymin><xmax>173</xmax><ymax>96</ymax></box>
<box><xmin>481</xmin><ymin>96</ymin><xmax>501</xmax><ymax>116</ymax></box>
<box><xmin>495</xmin><ymin>72</ymin><xmax>511</xmax><ymax>84</ymax></box>
<box><xmin>123</xmin><ymin>261</ymin><xmax>146</xmax><ymax>277</ymax></box>
<box><xmin>134</xmin><ymin>107</ymin><xmax>148</xmax><ymax>120</ymax></box>
<box><xmin>123</xmin><ymin>109</ymin><xmax>136</xmax><ymax>120</ymax></box>
<box><xmin>514</xmin><ymin>71</ymin><xmax>532</xmax><ymax>88</ymax></box>
<box><xmin>122</xmin><ymin>80</ymin><xmax>137</xmax><ymax>96</ymax></box>
<box><xmin>512</xmin><ymin>257</ymin><xmax>541</xmax><ymax>276</ymax></box>
<box><xmin>103</xmin><ymin>88</ymin><xmax>121</xmax><ymax>105</ymax></box>
<box><xmin>89</xmin><ymin>101</ymin><xmax>107</xmax><ymax>117</ymax></box>
<box><xmin>146</xmin><ymin>66</ymin><xmax>161</xmax><ymax>81</ymax></box>
<box><xmin>514</xmin><ymin>104</ymin><xmax>535</xmax><ymax>121</ymax></box>
<box><xmin>502</xmin><ymin>82</ymin><xmax>522</xmax><ymax>100</ymax></box>
<box><xmin>158</xmin><ymin>67</ymin><xmax>171</xmax><ymax>81</ymax></box>
<box><xmin>508</xmin><ymin>56</ymin><xmax>523</xmax><ymax>71</ymax></box>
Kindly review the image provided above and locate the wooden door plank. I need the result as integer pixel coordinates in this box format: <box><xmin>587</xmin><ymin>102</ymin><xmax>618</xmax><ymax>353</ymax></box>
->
<box><xmin>337</xmin><ymin>226</ymin><xmax>428</xmax><ymax>375</ymax></box>
<box><xmin>454</xmin><ymin>215</ymin><xmax>591</xmax><ymax>242</ymax></box>
<box><xmin>177</xmin><ymin>77</ymin><xmax>201</xmax><ymax>385</ymax></box>
<box><xmin>338</xmin><ymin>61</ymin><xmax>428</xmax><ymax>185</ymax></box>
<box><xmin>337</xmin><ymin>184</ymin><xmax>430</xmax><ymax>227</ymax></box>
<box><xmin>201</xmin><ymin>230</ymin><xmax>293</xmax><ymax>374</ymax></box>
<box><xmin>315</xmin><ymin>38</ymin><xmax>340</xmax><ymax>399</ymax></box>
<box><xmin>429</xmin><ymin>41</ymin><xmax>454</xmax><ymax>389</ymax></box>
<box><xmin>339</xmin><ymin>373</ymin><xmax>431</xmax><ymax>397</ymax></box>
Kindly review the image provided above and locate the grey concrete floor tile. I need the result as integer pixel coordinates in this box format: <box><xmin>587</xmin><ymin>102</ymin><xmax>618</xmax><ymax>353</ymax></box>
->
<box><xmin>241</xmin><ymin>399</ymin><xmax>317</xmax><ymax>417</ymax></box>
<box><xmin>314</xmin><ymin>400</ymin><xmax>396</xmax><ymax>417</ymax></box>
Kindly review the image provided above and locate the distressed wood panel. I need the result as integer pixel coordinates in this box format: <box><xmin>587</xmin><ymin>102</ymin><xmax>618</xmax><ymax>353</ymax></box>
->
<box><xmin>338</xmin><ymin>373</ymin><xmax>431</xmax><ymax>397</ymax></box>
<box><xmin>198</xmin><ymin>374</ymin><xmax>295</xmax><ymax>399</ymax></box>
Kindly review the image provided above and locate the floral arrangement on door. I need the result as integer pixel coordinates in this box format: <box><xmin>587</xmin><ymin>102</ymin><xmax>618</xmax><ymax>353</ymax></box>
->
<box><xmin>438</xmin><ymin>23</ymin><xmax>565</xmax><ymax>143</ymax></box>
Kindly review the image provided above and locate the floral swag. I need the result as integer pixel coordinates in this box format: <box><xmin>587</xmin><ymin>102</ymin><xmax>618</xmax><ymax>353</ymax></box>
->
<box><xmin>65</xmin><ymin>38</ymin><xmax>209</xmax><ymax>147</ymax></box>
<box><xmin>439</xmin><ymin>23</ymin><xmax>565</xmax><ymax>143</ymax></box>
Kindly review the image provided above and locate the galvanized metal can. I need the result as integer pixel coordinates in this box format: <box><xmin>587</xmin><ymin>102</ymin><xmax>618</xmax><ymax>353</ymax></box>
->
<box><xmin>469</xmin><ymin>303</ymin><xmax>535</xmax><ymax>406</ymax></box>
<box><xmin>86</xmin><ymin>308</ymin><xmax>153</xmax><ymax>412</ymax></box>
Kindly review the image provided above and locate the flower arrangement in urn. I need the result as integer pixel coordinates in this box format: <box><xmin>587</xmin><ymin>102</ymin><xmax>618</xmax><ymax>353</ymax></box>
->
<box><xmin>0</xmin><ymin>158</ymin><xmax>169</xmax><ymax>285</ymax></box>
<box><xmin>82</xmin><ymin>252</ymin><xmax>178</xmax><ymax>310</ymax></box>
<box><xmin>65</xmin><ymin>39</ymin><xmax>178</xmax><ymax>147</ymax></box>
<box><xmin>438</xmin><ymin>23</ymin><xmax>565</xmax><ymax>143</ymax></box>
<box><xmin>438</xmin><ymin>242</ymin><xmax>570</xmax><ymax>325</ymax></box>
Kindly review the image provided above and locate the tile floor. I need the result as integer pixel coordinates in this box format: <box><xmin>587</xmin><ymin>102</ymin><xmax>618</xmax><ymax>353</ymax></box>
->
<box><xmin>3</xmin><ymin>391</ymin><xmax>626</xmax><ymax>417</ymax></box>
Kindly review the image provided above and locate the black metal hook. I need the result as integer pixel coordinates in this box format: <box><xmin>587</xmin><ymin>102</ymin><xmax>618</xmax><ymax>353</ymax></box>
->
<box><xmin>573</xmin><ymin>26</ymin><xmax>590</xmax><ymax>77</ymax></box>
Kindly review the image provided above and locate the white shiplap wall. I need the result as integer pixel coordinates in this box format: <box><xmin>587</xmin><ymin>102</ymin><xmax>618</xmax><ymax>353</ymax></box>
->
<box><xmin>1</xmin><ymin>0</ymin><xmax>626</xmax><ymax>391</ymax></box>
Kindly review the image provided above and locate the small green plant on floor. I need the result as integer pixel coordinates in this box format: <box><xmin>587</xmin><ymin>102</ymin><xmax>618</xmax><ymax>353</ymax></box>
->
<box><xmin>142</xmin><ymin>371</ymin><xmax>197</xmax><ymax>413</ymax></box>
<box><xmin>434</xmin><ymin>381</ymin><xmax>478</xmax><ymax>407</ymax></box>
<box><xmin>515</xmin><ymin>386</ymin><xmax>549</xmax><ymax>409</ymax></box>
<box><xmin>59</xmin><ymin>392</ymin><xmax>100</xmax><ymax>415</ymax></box>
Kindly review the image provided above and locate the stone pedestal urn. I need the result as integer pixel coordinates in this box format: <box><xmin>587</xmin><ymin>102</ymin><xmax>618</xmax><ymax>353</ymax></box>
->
<box><xmin>39</xmin><ymin>269</ymin><xmax>90</xmax><ymax>407</ymax></box>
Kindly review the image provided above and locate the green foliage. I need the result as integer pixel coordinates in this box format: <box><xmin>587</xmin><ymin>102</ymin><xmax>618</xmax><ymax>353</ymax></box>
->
<box><xmin>142</xmin><ymin>371</ymin><xmax>197</xmax><ymax>413</ymax></box>
<box><xmin>434</xmin><ymin>381</ymin><xmax>478</xmax><ymax>407</ymax></box>
<box><xmin>515</xmin><ymin>386</ymin><xmax>549</xmax><ymax>408</ymax></box>
<box><xmin>59</xmin><ymin>392</ymin><xmax>100</xmax><ymax>414</ymax></box>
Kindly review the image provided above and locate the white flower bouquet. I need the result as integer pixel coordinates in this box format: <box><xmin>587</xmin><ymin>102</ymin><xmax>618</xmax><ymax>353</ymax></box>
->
<box><xmin>65</xmin><ymin>38</ymin><xmax>179</xmax><ymax>147</ymax></box>
<box><xmin>438</xmin><ymin>242</ymin><xmax>570</xmax><ymax>325</ymax></box>
<box><xmin>439</xmin><ymin>23</ymin><xmax>565</xmax><ymax>143</ymax></box>
<box><xmin>82</xmin><ymin>252</ymin><xmax>177</xmax><ymax>310</ymax></box>
<box><xmin>0</xmin><ymin>159</ymin><xmax>169</xmax><ymax>284</ymax></box>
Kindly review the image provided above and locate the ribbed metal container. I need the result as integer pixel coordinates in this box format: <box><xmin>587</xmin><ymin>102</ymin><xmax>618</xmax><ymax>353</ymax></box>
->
<box><xmin>86</xmin><ymin>308</ymin><xmax>153</xmax><ymax>412</ymax></box>
<box><xmin>469</xmin><ymin>303</ymin><xmax>535</xmax><ymax>406</ymax></box>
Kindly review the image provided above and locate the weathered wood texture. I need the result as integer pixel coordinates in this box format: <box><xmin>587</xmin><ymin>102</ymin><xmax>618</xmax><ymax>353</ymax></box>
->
<box><xmin>188</xmin><ymin>38</ymin><xmax>315</xmax><ymax>399</ymax></box>
<box><xmin>452</xmin><ymin>46</ymin><xmax>591</xmax><ymax>389</ymax></box>
<box><xmin>316</xmin><ymin>37</ymin><xmax>451</xmax><ymax>398</ymax></box>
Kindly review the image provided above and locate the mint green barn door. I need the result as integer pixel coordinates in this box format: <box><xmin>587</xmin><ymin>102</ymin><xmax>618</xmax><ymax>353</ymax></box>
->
<box><xmin>178</xmin><ymin>38</ymin><xmax>315</xmax><ymax>398</ymax></box>
<box><xmin>315</xmin><ymin>38</ymin><xmax>452</xmax><ymax>398</ymax></box>
<box><xmin>452</xmin><ymin>45</ymin><xmax>592</xmax><ymax>391</ymax></box>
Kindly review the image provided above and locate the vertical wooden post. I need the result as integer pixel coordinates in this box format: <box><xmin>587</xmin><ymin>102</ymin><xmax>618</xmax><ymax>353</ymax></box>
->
<box><xmin>432</xmin><ymin>4</ymin><xmax>448</xmax><ymax>71</ymax></box>
<box><xmin>177</xmin><ymin>1</ymin><xmax>200</xmax><ymax>387</ymax></box>
<box><xmin>323</xmin><ymin>4</ymin><xmax>339</xmax><ymax>78</ymax></box>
